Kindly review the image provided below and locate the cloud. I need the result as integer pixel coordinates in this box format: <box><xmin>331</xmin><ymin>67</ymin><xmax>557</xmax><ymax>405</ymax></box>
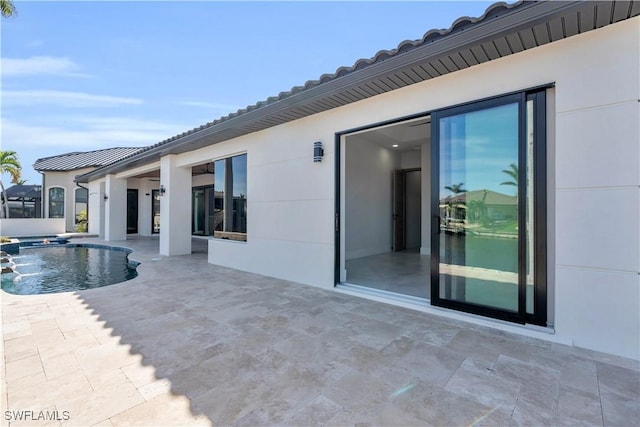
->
<box><xmin>1</xmin><ymin>116</ymin><xmax>186</xmax><ymax>151</ymax></box>
<box><xmin>2</xmin><ymin>90</ymin><xmax>143</xmax><ymax>108</ymax></box>
<box><xmin>2</xmin><ymin>56</ymin><xmax>89</xmax><ymax>77</ymax></box>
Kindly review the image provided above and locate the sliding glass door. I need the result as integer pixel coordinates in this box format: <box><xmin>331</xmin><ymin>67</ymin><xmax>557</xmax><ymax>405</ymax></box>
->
<box><xmin>431</xmin><ymin>91</ymin><xmax>546</xmax><ymax>325</ymax></box>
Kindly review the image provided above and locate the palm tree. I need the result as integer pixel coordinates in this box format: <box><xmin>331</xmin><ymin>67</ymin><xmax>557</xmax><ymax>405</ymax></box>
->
<box><xmin>500</xmin><ymin>163</ymin><xmax>518</xmax><ymax>187</ymax></box>
<box><xmin>1</xmin><ymin>0</ymin><xmax>16</xmax><ymax>18</ymax></box>
<box><xmin>12</xmin><ymin>177</ymin><xmax>28</xmax><ymax>185</ymax></box>
<box><xmin>444</xmin><ymin>182</ymin><xmax>466</xmax><ymax>194</ymax></box>
<box><xmin>0</xmin><ymin>150</ymin><xmax>22</xmax><ymax>218</ymax></box>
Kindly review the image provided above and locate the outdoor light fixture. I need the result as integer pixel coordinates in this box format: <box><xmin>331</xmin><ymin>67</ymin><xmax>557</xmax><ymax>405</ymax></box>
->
<box><xmin>392</xmin><ymin>144</ymin><xmax>399</xmax><ymax>148</ymax></box>
<box><xmin>103</xmin><ymin>194</ymin><xmax>108</xmax><ymax>201</ymax></box>
<box><xmin>159</xmin><ymin>185</ymin><xmax>166</xmax><ymax>196</ymax></box>
<box><xmin>313</xmin><ymin>141</ymin><xmax>324</xmax><ymax>162</ymax></box>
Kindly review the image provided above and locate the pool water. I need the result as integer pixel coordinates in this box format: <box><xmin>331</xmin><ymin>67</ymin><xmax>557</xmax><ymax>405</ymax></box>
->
<box><xmin>1</xmin><ymin>245</ymin><xmax>138</xmax><ymax>295</ymax></box>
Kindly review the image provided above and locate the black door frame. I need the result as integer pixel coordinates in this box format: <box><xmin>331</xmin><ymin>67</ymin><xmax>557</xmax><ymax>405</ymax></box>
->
<box><xmin>333</xmin><ymin>112</ymin><xmax>431</xmax><ymax>285</ymax></box>
<box><xmin>430</xmin><ymin>89</ymin><xmax>548</xmax><ymax>326</ymax></box>
<box><xmin>334</xmin><ymin>85</ymin><xmax>549</xmax><ymax>327</ymax></box>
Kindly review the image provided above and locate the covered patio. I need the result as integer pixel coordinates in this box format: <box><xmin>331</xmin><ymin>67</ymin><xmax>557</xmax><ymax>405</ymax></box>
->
<box><xmin>1</xmin><ymin>237</ymin><xmax>638</xmax><ymax>426</ymax></box>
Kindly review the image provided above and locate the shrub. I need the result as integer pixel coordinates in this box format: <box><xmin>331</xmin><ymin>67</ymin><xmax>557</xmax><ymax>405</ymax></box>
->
<box><xmin>75</xmin><ymin>210</ymin><xmax>88</xmax><ymax>232</ymax></box>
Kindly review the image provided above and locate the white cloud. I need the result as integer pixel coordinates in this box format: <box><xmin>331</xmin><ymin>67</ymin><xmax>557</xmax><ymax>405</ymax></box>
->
<box><xmin>2</xmin><ymin>90</ymin><xmax>143</xmax><ymax>108</ymax></box>
<box><xmin>1</xmin><ymin>116</ymin><xmax>185</xmax><ymax>150</ymax></box>
<box><xmin>2</xmin><ymin>56</ymin><xmax>89</xmax><ymax>77</ymax></box>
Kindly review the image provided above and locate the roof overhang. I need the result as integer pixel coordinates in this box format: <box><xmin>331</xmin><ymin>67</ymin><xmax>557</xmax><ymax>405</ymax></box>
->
<box><xmin>76</xmin><ymin>0</ymin><xmax>639</xmax><ymax>183</ymax></box>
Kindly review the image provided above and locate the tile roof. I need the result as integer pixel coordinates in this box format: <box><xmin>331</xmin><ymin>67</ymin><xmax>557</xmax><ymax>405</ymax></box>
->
<box><xmin>33</xmin><ymin>147</ymin><xmax>145</xmax><ymax>172</ymax></box>
<box><xmin>77</xmin><ymin>0</ymin><xmax>640</xmax><ymax>182</ymax></box>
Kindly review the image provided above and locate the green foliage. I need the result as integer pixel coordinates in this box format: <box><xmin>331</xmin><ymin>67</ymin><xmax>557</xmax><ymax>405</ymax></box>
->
<box><xmin>0</xmin><ymin>236</ymin><xmax>10</xmax><ymax>243</ymax></box>
<box><xmin>444</xmin><ymin>182</ymin><xmax>466</xmax><ymax>194</ymax></box>
<box><xmin>0</xmin><ymin>150</ymin><xmax>21</xmax><ymax>179</ymax></box>
<box><xmin>75</xmin><ymin>210</ymin><xmax>88</xmax><ymax>232</ymax></box>
<box><xmin>500</xmin><ymin>163</ymin><xmax>518</xmax><ymax>187</ymax></box>
<box><xmin>1</xmin><ymin>0</ymin><xmax>16</xmax><ymax>18</ymax></box>
<box><xmin>0</xmin><ymin>150</ymin><xmax>22</xmax><ymax>218</ymax></box>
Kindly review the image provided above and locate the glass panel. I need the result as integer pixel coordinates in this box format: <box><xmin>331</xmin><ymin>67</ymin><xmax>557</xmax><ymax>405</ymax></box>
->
<box><xmin>152</xmin><ymin>190</ymin><xmax>161</xmax><ymax>233</ymax></box>
<box><xmin>75</xmin><ymin>188</ymin><xmax>88</xmax><ymax>224</ymax></box>
<box><xmin>213</xmin><ymin>155</ymin><xmax>247</xmax><ymax>241</ymax></box>
<box><xmin>206</xmin><ymin>187</ymin><xmax>215</xmax><ymax>236</ymax></box>
<box><xmin>438</xmin><ymin>102</ymin><xmax>519</xmax><ymax>312</ymax></box>
<box><xmin>231</xmin><ymin>154</ymin><xmax>247</xmax><ymax>234</ymax></box>
<box><xmin>48</xmin><ymin>187</ymin><xmax>64</xmax><ymax>218</ymax></box>
<box><xmin>192</xmin><ymin>189</ymin><xmax>205</xmax><ymax>235</ymax></box>
<box><xmin>213</xmin><ymin>159</ymin><xmax>225</xmax><ymax>232</ymax></box>
<box><xmin>127</xmin><ymin>190</ymin><xmax>138</xmax><ymax>234</ymax></box>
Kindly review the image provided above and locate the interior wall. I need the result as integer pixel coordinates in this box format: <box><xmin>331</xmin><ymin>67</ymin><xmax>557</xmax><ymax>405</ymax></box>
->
<box><xmin>192</xmin><ymin>173</ymin><xmax>214</xmax><ymax>188</ymax></box>
<box><xmin>345</xmin><ymin>134</ymin><xmax>399</xmax><ymax>260</ymax></box>
<box><xmin>400</xmin><ymin>151</ymin><xmax>421</xmax><ymax>169</ymax></box>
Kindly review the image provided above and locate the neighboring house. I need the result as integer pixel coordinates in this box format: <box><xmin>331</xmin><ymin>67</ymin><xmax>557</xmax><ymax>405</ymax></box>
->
<box><xmin>33</xmin><ymin>147</ymin><xmax>143</xmax><ymax>232</ymax></box>
<box><xmin>75</xmin><ymin>2</ymin><xmax>639</xmax><ymax>360</ymax></box>
<box><xmin>0</xmin><ymin>184</ymin><xmax>42</xmax><ymax>218</ymax></box>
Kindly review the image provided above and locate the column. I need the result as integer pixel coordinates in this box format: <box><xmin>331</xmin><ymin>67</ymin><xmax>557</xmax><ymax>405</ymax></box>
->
<box><xmin>87</xmin><ymin>180</ymin><xmax>103</xmax><ymax>237</ymax></box>
<box><xmin>104</xmin><ymin>174</ymin><xmax>127</xmax><ymax>241</ymax></box>
<box><xmin>159</xmin><ymin>155</ymin><xmax>191</xmax><ymax>256</ymax></box>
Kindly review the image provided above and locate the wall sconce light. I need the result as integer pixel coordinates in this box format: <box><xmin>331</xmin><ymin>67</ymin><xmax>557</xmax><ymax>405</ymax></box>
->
<box><xmin>103</xmin><ymin>194</ymin><xmax>108</xmax><ymax>201</ymax></box>
<box><xmin>159</xmin><ymin>185</ymin><xmax>166</xmax><ymax>196</ymax></box>
<box><xmin>313</xmin><ymin>141</ymin><xmax>324</xmax><ymax>162</ymax></box>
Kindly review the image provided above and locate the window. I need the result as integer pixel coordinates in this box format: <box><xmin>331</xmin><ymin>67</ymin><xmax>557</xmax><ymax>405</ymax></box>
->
<box><xmin>213</xmin><ymin>153</ymin><xmax>247</xmax><ymax>241</ymax></box>
<box><xmin>48</xmin><ymin>187</ymin><xmax>65</xmax><ymax>218</ymax></box>
<box><xmin>75</xmin><ymin>187</ymin><xmax>88</xmax><ymax>224</ymax></box>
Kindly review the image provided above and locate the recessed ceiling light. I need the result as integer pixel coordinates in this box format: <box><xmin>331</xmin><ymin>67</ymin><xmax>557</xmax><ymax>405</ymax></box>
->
<box><xmin>392</xmin><ymin>144</ymin><xmax>399</xmax><ymax>148</ymax></box>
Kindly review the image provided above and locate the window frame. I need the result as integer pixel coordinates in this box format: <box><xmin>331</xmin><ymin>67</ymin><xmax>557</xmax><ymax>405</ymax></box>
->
<box><xmin>213</xmin><ymin>153</ymin><xmax>247</xmax><ymax>242</ymax></box>
<box><xmin>430</xmin><ymin>89</ymin><xmax>548</xmax><ymax>326</ymax></box>
<box><xmin>48</xmin><ymin>186</ymin><xmax>65</xmax><ymax>219</ymax></box>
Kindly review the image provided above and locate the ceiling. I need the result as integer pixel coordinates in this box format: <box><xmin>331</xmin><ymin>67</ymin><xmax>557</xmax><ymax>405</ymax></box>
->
<box><xmin>352</xmin><ymin>117</ymin><xmax>431</xmax><ymax>152</ymax></box>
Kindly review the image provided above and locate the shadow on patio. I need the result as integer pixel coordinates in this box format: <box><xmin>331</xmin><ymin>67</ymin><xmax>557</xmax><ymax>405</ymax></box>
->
<box><xmin>2</xmin><ymin>237</ymin><xmax>639</xmax><ymax>426</ymax></box>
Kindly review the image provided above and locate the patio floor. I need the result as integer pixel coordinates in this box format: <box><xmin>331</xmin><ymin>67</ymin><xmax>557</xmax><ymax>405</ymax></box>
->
<box><xmin>1</xmin><ymin>237</ymin><xmax>638</xmax><ymax>426</ymax></box>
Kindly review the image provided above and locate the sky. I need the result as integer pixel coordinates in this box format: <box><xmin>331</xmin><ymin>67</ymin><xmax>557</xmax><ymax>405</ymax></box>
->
<box><xmin>1</xmin><ymin>0</ymin><xmax>496</xmax><ymax>185</ymax></box>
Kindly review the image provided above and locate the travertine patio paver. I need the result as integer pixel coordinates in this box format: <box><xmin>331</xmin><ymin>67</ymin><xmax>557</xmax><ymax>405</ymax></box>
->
<box><xmin>1</xmin><ymin>237</ymin><xmax>639</xmax><ymax>426</ymax></box>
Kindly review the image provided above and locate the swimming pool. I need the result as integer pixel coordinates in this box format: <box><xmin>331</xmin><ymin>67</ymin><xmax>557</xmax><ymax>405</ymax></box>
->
<box><xmin>1</xmin><ymin>244</ymin><xmax>138</xmax><ymax>295</ymax></box>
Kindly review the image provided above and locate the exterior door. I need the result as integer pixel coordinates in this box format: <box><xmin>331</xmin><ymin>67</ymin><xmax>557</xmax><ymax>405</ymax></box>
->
<box><xmin>192</xmin><ymin>188</ymin><xmax>205</xmax><ymax>235</ymax></box>
<box><xmin>126</xmin><ymin>189</ymin><xmax>138</xmax><ymax>234</ymax></box>
<box><xmin>152</xmin><ymin>190</ymin><xmax>160</xmax><ymax>234</ymax></box>
<box><xmin>431</xmin><ymin>90</ymin><xmax>546</xmax><ymax>325</ymax></box>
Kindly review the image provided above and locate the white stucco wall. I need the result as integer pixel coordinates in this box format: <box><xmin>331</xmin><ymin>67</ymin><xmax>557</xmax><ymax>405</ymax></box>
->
<box><xmin>89</xmin><ymin>18</ymin><xmax>639</xmax><ymax>359</ymax></box>
<box><xmin>0</xmin><ymin>219</ymin><xmax>65</xmax><ymax>237</ymax></box>
<box><xmin>87</xmin><ymin>179</ymin><xmax>105</xmax><ymax>236</ymax></box>
<box><xmin>42</xmin><ymin>167</ymin><xmax>94</xmax><ymax>232</ymax></box>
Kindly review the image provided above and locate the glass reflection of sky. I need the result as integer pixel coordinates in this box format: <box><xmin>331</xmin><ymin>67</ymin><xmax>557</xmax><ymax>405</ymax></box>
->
<box><xmin>440</xmin><ymin>103</ymin><xmax>518</xmax><ymax>195</ymax></box>
<box><xmin>214</xmin><ymin>154</ymin><xmax>247</xmax><ymax>198</ymax></box>
<box><xmin>232</xmin><ymin>154</ymin><xmax>247</xmax><ymax>198</ymax></box>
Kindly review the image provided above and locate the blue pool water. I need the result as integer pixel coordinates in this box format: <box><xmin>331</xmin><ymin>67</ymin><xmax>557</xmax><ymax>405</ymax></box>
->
<box><xmin>1</xmin><ymin>244</ymin><xmax>138</xmax><ymax>295</ymax></box>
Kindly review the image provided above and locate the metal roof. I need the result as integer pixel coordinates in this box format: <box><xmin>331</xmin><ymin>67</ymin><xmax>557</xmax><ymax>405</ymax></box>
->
<box><xmin>1</xmin><ymin>185</ymin><xmax>42</xmax><ymax>201</ymax></box>
<box><xmin>77</xmin><ymin>0</ymin><xmax>639</xmax><ymax>183</ymax></box>
<box><xmin>34</xmin><ymin>147</ymin><xmax>145</xmax><ymax>172</ymax></box>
